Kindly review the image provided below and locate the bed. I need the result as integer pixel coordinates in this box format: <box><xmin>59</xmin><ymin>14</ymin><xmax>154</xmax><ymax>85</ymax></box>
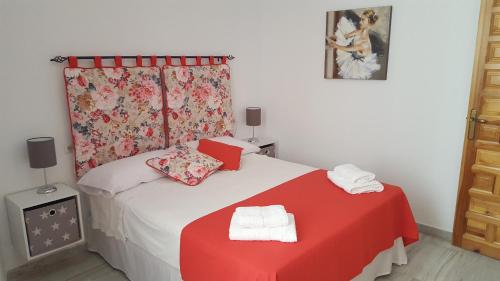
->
<box><xmin>63</xmin><ymin>60</ymin><xmax>418</xmax><ymax>281</ymax></box>
<box><xmin>83</xmin><ymin>153</ymin><xmax>417</xmax><ymax>281</ymax></box>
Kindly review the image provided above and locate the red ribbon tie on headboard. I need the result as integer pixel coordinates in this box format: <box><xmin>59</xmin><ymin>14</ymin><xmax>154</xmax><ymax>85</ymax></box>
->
<box><xmin>150</xmin><ymin>55</ymin><xmax>157</xmax><ymax>66</ymax></box>
<box><xmin>136</xmin><ymin>55</ymin><xmax>143</xmax><ymax>66</ymax></box>
<box><xmin>68</xmin><ymin>56</ymin><xmax>78</xmax><ymax>67</ymax></box>
<box><xmin>114</xmin><ymin>56</ymin><xmax>123</xmax><ymax>67</ymax></box>
<box><xmin>94</xmin><ymin>56</ymin><xmax>103</xmax><ymax>68</ymax></box>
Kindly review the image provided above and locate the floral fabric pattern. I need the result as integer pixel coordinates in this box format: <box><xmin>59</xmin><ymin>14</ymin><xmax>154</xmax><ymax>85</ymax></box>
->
<box><xmin>64</xmin><ymin>67</ymin><xmax>166</xmax><ymax>177</ymax></box>
<box><xmin>163</xmin><ymin>64</ymin><xmax>235</xmax><ymax>145</ymax></box>
<box><xmin>146</xmin><ymin>145</ymin><xmax>223</xmax><ymax>186</ymax></box>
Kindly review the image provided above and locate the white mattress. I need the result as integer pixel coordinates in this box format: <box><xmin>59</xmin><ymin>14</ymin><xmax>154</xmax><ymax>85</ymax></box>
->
<box><xmin>87</xmin><ymin>153</ymin><xmax>315</xmax><ymax>269</ymax></box>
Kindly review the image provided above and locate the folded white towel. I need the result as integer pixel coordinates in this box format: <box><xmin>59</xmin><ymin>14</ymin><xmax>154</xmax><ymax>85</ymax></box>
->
<box><xmin>233</xmin><ymin>205</ymin><xmax>289</xmax><ymax>228</ymax></box>
<box><xmin>333</xmin><ymin>164</ymin><xmax>375</xmax><ymax>184</ymax></box>
<box><xmin>229</xmin><ymin>213</ymin><xmax>297</xmax><ymax>242</ymax></box>
<box><xmin>327</xmin><ymin>171</ymin><xmax>384</xmax><ymax>194</ymax></box>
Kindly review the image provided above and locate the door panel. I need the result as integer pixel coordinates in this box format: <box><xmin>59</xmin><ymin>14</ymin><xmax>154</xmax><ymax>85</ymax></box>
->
<box><xmin>486</xmin><ymin>42</ymin><xmax>500</xmax><ymax>63</ymax></box>
<box><xmin>476</xmin><ymin>149</ymin><xmax>500</xmax><ymax>167</ymax></box>
<box><xmin>484</xmin><ymin>71</ymin><xmax>500</xmax><ymax>90</ymax></box>
<box><xmin>477</xmin><ymin>124</ymin><xmax>500</xmax><ymax>142</ymax></box>
<box><xmin>466</xmin><ymin>218</ymin><xmax>486</xmax><ymax>238</ymax></box>
<box><xmin>491</xmin><ymin>13</ymin><xmax>500</xmax><ymax>35</ymax></box>
<box><xmin>472</xmin><ymin>172</ymin><xmax>495</xmax><ymax>192</ymax></box>
<box><xmin>454</xmin><ymin>0</ymin><xmax>500</xmax><ymax>259</ymax></box>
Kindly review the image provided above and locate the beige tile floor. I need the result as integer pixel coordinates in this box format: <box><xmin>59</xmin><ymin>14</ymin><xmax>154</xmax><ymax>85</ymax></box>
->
<box><xmin>7</xmin><ymin>233</ymin><xmax>500</xmax><ymax>281</ymax></box>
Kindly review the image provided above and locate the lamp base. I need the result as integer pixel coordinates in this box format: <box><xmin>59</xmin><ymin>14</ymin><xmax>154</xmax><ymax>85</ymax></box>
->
<box><xmin>247</xmin><ymin>137</ymin><xmax>259</xmax><ymax>144</ymax></box>
<box><xmin>37</xmin><ymin>185</ymin><xmax>58</xmax><ymax>195</ymax></box>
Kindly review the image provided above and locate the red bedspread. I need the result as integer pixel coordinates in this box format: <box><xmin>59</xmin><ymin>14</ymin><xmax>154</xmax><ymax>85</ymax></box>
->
<box><xmin>180</xmin><ymin>170</ymin><xmax>418</xmax><ymax>281</ymax></box>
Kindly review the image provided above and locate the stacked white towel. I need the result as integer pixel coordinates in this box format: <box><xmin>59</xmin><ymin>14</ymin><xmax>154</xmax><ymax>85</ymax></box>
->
<box><xmin>333</xmin><ymin>164</ymin><xmax>375</xmax><ymax>183</ymax></box>
<box><xmin>327</xmin><ymin>164</ymin><xmax>383</xmax><ymax>194</ymax></box>
<box><xmin>232</xmin><ymin>205</ymin><xmax>289</xmax><ymax>228</ymax></box>
<box><xmin>229</xmin><ymin>205</ymin><xmax>297</xmax><ymax>242</ymax></box>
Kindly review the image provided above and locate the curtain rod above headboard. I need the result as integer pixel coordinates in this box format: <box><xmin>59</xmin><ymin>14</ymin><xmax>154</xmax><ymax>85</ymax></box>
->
<box><xmin>50</xmin><ymin>55</ymin><xmax>235</xmax><ymax>63</ymax></box>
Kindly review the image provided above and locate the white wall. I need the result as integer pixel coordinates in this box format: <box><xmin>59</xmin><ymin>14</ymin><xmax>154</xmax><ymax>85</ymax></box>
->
<box><xmin>0</xmin><ymin>0</ymin><xmax>10</xmax><ymax>276</ymax></box>
<box><xmin>0</xmin><ymin>256</ymin><xmax>5</xmax><ymax>281</ymax></box>
<box><xmin>0</xmin><ymin>0</ymin><xmax>261</xmax><ymax>270</ymax></box>
<box><xmin>0</xmin><ymin>255</ymin><xmax>5</xmax><ymax>281</ymax></box>
<box><xmin>0</xmin><ymin>1</ymin><xmax>8</xmax><ymax>278</ymax></box>
<box><xmin>257</xmin><ymin>0</ymin><xmax>480</xmax><ymax>232</ymax></box>
<box><xmin>0</xmin><ymin>260</ymin><xmax>4</xmax><ymax>281</ymax></box>
<box><xmin>0</xmin><ymin>0</ymin><xmax>482</xmax><ymax>272</ymax></box>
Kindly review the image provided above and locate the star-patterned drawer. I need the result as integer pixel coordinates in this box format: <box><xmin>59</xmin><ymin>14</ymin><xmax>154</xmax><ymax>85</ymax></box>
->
<box><xmin>24</xmin><ymin>197</ymin><xmax>81</xmax><ymax>257</ymax></box>
<box><xmin>6</xmin><ymin>183</ymin><xmax>84</xmax><ymax>261</ymax></box>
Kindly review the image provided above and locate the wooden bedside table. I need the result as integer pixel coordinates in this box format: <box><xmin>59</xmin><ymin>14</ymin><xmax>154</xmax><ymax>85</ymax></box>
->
<box><xmin>243</xmin><ymin>138</ymin><xmax>277</xmax><ymax>158</ymax></box>
<box><xmin>5</xmin><ymin>183</ymin><xmax>85</xmax><ymax>261</ymax></box>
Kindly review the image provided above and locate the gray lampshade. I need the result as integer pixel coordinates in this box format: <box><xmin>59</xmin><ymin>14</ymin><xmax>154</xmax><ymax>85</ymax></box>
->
<box><xmin>246</xmin><ymin>107</ymin><xmax>261</xmax><ymax>126</ymax></box>
<box><xmin>27</xmin><ymin>137</ymin><xmax>57</xmax><ymax>169</ymax></box>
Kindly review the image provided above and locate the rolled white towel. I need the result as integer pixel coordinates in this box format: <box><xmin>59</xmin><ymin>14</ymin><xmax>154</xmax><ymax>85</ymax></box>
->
<box><xmin>327</xmin><ymin>171</ymin><xmax>384</xmax><ymax>194</ymax></box>
<box><xmin>233</xmin><ymin>205</ymin><xmax>289</xmax><ymax>228</ymax></box>
<box><xmin>333</xmin><ymin>164</ymin><xmax>375</xmax><ymax>184</ymax></box>
<box><xmin>235</xmin><ymin>205</ymin><xmax>285</xmax><ymax>216</ymax></box>
<box><xmin>229</xmin><ymin>213</ymin><xmax>297</xmax><ymax>243</ymax></box>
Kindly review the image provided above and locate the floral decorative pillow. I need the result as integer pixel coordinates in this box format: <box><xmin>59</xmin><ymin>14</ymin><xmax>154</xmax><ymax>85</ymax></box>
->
<box><xmin>163</xmin><ymin>64</ymin><xmax>235</xmax><ymax>145</ymax></box>
<box><xmin>64</xmin><ymin>67</ymin><xmax>166</xmax><ymax>177</ymax></box>
<box><xmin>146</xmin><ymin>145</ymin><xmax>223</xmax><ymax>186</ymax></box>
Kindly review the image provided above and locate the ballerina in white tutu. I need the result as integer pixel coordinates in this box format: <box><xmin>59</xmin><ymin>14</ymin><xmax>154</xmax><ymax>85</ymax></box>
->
<box><xmin>326</xmin><ymin>9</ymin><xmax>381</xmax><ymax>79</ymax></box>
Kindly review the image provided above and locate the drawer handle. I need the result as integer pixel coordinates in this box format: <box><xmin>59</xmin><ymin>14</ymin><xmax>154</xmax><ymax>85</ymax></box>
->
<box><xmin>49</xmin><ymin>209</ymin><xmax>56</xmax><ymax>216</ymax></box>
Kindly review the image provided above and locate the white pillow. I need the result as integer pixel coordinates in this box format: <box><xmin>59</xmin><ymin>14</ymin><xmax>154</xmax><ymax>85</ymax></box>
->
<box><xmin>185</xmin><ymin>136</ymin><xmax>260</xmax><ymax>155</ymax></box>
<box><xmin>78</xmin><ymin>149</ymin><xmax>167</xmax><ymax>197</ymax></box>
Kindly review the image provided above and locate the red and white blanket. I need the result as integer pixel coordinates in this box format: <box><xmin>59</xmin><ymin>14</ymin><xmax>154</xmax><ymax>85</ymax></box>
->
<box><xmin>180</xmin><ymin>169</ymin><xmax>418</xmax><ymax>281</ymax></box>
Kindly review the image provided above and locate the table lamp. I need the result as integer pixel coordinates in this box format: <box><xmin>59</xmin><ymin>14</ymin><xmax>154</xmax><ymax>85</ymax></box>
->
<box><xmin>246</xmin><ymin>107</ymin><xmax>261</xmax><ymax>143</ymax></box>
<box><xmin>27</xmin><ymin>137</ymin><xmax>58</xmax><ymax>194</ymax></box>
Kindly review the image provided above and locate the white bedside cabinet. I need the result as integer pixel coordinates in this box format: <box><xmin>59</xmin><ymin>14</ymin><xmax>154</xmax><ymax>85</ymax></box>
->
<box><xmin>242</xmin><ymin>138</ymin><xmax>277</xmax><ymax>158</ymax></box>
<box><xmin>5</xmin><ymin>183</ymin><xmax>85</xmax><ymax>261</ymax></box>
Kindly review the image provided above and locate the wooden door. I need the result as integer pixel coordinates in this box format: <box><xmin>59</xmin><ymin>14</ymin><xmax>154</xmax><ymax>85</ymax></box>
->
<box><xmin>453</xmin><ymin>0</ymin><xmax>500</xmax><ymax>259</ymax></box>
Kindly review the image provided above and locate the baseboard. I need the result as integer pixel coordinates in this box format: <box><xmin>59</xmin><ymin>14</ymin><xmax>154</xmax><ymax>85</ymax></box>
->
<box><xmin>6</xmin><ymin>243</ymin><xmax>87</xmax><ymax>281</ymax></box>
<box><xmin>418</xmin><ymin>223</ymin><xmax>452</xmax><ymax>242</ymax></box>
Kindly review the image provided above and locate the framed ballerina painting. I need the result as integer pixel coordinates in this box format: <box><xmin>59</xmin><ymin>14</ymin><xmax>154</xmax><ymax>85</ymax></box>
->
<box><xmin>324</xmin><ymin>6</ymin><xmax>392</xmax><ymax>80</ymax></box>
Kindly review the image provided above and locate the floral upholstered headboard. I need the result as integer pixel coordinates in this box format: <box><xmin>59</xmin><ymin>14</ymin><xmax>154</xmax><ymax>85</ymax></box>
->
<box><xmin>64</xmin><ymin>67</ymin><xmax>166</xmax><ymax>177</ymax></box>
<box><xmin>163</xmin><ymin>64</ymin><xmax>235</xmax><ymax>145</ymax></box>
<box><xmin>63</xmin><ymin>55</ymin><xmax>235</xmax><ymax>178</ymax></box>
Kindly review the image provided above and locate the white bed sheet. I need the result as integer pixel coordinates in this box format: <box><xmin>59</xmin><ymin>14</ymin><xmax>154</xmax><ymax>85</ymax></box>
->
<box><xmin>87</xmin><ymin>153</ymin><xmax>316</xmax><ymax>269</ymax></box>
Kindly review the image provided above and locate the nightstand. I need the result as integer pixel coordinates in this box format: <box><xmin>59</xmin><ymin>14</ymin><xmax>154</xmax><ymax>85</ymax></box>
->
<box><xmin>243</xmin><ymin>138</ymin><xmax>277</xmax><ymax>158</ymax></box>
<box><xmin>5</xmin><ymin>183</ymin><xmax>84</xmax><ymax>261</ymax></box>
